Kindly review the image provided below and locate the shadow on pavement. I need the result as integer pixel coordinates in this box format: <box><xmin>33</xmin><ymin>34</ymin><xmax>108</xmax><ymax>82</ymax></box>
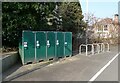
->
<box><xmin>2</xmin><ymin>58</ymin><xmax>22</xmax><ymax>81</ymax></box>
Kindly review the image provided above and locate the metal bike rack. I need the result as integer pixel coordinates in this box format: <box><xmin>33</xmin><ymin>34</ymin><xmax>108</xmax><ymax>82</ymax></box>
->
<box><xmin>87</xmin><ymin>44</ymin><xmax>94</xmax><ymax>55</ymax></box>
<box><xmin>79</xmin><ymin>44</ymin><xmax>97</xmax><ymax>56</ymax></box>
<box><xmin>79</xmin><ymin>43</ymin><xmax>110</xmax><ymax>56</ymax></box>
<box><xmin>97</xmin><ymin>43</ymin><xmax>106</xmax><ymax>52</ymax></box>
<box><xmin>101</xmin><ymin>43</ymin><xmax>105</xmax><ymax>52</ymax></box>
<box><xmin>79</xmin><ymin>44</ymin><xmax>88</xmax><ymax>56</ymax></box>
<box><xmin>104</xmin><ymin>43</ymin><xmax>110</xmax><ymax>52</ymax></box>
<box><xmin>97</xmin><ymin>43</ymin><xmax>103</xmax><ymax>52</ymax></box>
<box><xmin>93</xmin><ymin>43</ymin><xmax>100</xmax><ymax>54</ymax></box>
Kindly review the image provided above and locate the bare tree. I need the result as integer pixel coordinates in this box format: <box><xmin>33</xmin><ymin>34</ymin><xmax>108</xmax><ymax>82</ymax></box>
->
<box><xmin>83</xmin><ymin>12</ymin><xmax>100</xmax><ymax>43</ymax></box>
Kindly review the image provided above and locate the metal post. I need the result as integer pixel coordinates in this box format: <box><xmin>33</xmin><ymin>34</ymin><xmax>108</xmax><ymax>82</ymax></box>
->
<box><xmin>101</xmin><ymin>43</ymin><xmax>102</xmax><ymax>52</ymax></box>
<box><xmin>92</xmin><ymin>44</ymin><xmax>94</xmax><ymax>55</ymax></box>
<box><xmin>103</xmin><ymin>44</ymin><xmax>105</xmax><ymax>52</ymax></box>
<box><xmin>79</xmin><ymin>45</ymin><xmax>82</xmax><ymax>54</ymax></box>
<box><xmin>86</xmin><ymin>45</ymin><xmax>88</xmax><ymax>56</ymax></box>
<box><xmin>100</xmin><ymin>43</ymin><xmax>102</xmax><ymax>52</ymax></box>
<box><xmin>22</xmin><ymin>31</ymin><xmax>24</xmax><ymax>65</ymax></box>
<box><xmin>35</xmin><ymin>32</ymin><xmax>37</xmax><ymax>62</ymax></box>
<box><xmin>55</xmin><ymin>32</ymin><xmax>57</xmax><ymax>59</ymax></box>
<box><xmin>97</xmin><ymin>44</ymin><xmax>100</xmax><ymax>54</ymax></box>
<box><xmin>107</xmin><ymin>43</ymin><xmax>110</xmax><ymax>51</ymax></box>
<box><xmin>86</xmin><ymin>21</ymin><xmax>88</xmax><ymax>45</ymax></box>
<box><xmin>98</xmin><ymin>43</ymin><xmax>100</xmax><ymax>52</ymax></box>
<box><xmin>102</xmin><ymin>43</ymin><xmax>105</xmax><ymax>52</ymax></box>
<box><xmin>46</xmin><ymin>32</ymin><xmax>47</xmax><ymax>60</ymax></box>
<box><xmin>85</xmin><ymin>20</ymin><xmax>88</xmax><ymax>56</ymax></box>
<box><xmin>106</xmin><ymin>43</ymin><xmax>110</xmax><ymax>52</ymax></box>
<box><xmin>64</xmin><ymin>32</ymin><xmax>65</xmax><ymax>57</ymax></box>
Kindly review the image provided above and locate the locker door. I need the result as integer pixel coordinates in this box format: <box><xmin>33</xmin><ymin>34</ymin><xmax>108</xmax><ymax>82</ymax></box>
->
<box><xmin>56</xmin><ymin>32</ymin><xmax>64</xmax><ymax>58</ymax></box>
<box><xmin>64</xmin><ymin>32</ymin><xmax>72</xmax><ymax>57</ymax></box>
<box><xmin>36</xmin><ymin>32</ymin><xmax>46</xmax><ymax>62</ymax></box>
<box><xmin>47</xmin><ymin>32</ymin><xmax>55</xmax><ymax>59</ymax></box>
<box><xmin>23</xmin><ymin>31</ymin><xmax>35</xmax><ymax>64</ymax></box>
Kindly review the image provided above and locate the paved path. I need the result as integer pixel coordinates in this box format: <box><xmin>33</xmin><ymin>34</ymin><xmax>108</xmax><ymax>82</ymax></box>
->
<box><xmin>7</xmin><ymin>45</ymin><xmax>118</xmax><ymax>81</ymax></box>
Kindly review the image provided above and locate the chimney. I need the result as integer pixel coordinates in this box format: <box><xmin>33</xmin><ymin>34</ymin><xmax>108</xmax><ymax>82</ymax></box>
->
<box><xmin>114</xmin><ymin>14</ymin><xmax>119</xmax><ymax>24</ymax></box>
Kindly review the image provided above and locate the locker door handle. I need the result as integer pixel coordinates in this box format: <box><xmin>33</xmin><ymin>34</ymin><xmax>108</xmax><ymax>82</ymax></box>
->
<box><xmin>24</xmin><ymin>44</ymin><xmax>27</xmax><ymax>47</ymax></box>
<box><xmin>36</xmin><ymin>41</ymin><xmax>40</xmax><ymax>48</ymax></box>
<box><xmin>36</xmin><ymin>44</ymin><xmax>40</xmax><ymax>48</ymax></box>
<box><xmin>24</xmin><ymin>42</ymin><xmax>28</xmax><ymax>49</ymax></box>
<box><xmin>65</xmin><ymin>42</ymin><xmax>67</xmax><ymax>44</ymax></box>
<box><xmin>47</xmin><ymin>40</ymin><xmax>50</xmax><ymax>47</ymax></box>
<box><xmin>65</xmin><ymin>42</ymin><xmax>67</xmax><ymax>46</ymax></box>
<box><xmin>56</xmin><ymin>40</ymin><xmax>59</xmax><ymax>45</ymax></box>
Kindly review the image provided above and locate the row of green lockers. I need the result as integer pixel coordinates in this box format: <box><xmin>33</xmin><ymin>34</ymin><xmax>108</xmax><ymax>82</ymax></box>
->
<box><xmin>19</xmin><ymin>31</ymin><xmax>72</xmax><ymax>65</ymax></box>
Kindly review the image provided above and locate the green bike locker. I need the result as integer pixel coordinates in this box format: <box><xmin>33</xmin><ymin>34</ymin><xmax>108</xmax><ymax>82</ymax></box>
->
<box><xmin>64</xmin><ymin>32</ymin><xmax>72</xmax><ymax>57</ymax></box>
<box><xmin>46</xmin><ymin>32</ymin><xmax>55</xmax><ymax>60</ymax></box>
<box><xmin>19</xmin><ymin>31</ymin><xmax>72</xmax><ymax>65</ymax></box>
<box><xmin>36</xmin><ymin>31</ymin><xmax>46</xmax><ymax>62</ymax></box>
<box><xmin>22</xmin><ymin>31</ymin><xmax>35</xmax><ymax>64</ymax></box>
<box><xmin>56</xmin><ymin>32</ymin><xmax>64</xmax><ymax>58</ymax></box>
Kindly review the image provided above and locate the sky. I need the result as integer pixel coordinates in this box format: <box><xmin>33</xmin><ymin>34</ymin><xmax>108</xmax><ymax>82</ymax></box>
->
<box><xmin>80</xmin><ymin>0</ymin><xmax>119</xmax><ymax>19</ymax></box>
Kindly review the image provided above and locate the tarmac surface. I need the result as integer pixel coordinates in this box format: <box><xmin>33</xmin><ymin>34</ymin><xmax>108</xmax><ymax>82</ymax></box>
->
<box><xmin>95</xmin><ymin>56</ymin><xmax>118</xmax><ymax>81</ymax></box>
<box><xmin>2</xmin><ymin>45</ymin><xmax>119</xmax><ymax>81</ymax></box>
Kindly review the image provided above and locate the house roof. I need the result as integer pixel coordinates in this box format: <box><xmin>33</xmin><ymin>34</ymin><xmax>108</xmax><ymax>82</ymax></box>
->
<box><xmin>97</xmin><ymin>18</ymin><xmax>113</xmax><ymax>25</ymax></box>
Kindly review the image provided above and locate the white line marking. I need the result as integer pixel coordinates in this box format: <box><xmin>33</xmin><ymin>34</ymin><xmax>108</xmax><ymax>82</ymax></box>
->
<box><xmin>89</xmin><ymin>52</ymin><xmax>120</xmax><ymax>82</ymax></box>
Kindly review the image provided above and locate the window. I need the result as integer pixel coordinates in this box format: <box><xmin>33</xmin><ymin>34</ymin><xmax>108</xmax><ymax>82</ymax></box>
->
<box><xmin>104</xmin><ymin>25</ymin><xmax>108</xmax><ymax>31</ymax></box>
<box><xmin>98</xmin><ymin>27</ymin><xmax>102</xmax><ymax>31</ymax></box>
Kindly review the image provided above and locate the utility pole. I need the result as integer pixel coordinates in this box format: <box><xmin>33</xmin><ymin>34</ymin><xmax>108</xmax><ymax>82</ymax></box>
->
<box><xmin>86</xmin><ymin>0</ymin><xmax>88</xmax><ymax>45</ymax></box>
<box><xmin>86</xmin><ymin>20</ymin><xmax>88</xmax><ymax>45</ymax></box>
<box><xmin>78</xmin><ymin>0</ymin><xmax>88</xmax><ymax>45</ymax></box>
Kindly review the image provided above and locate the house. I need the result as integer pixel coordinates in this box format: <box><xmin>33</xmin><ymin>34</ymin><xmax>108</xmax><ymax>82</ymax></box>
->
<box><xmin>93</xmin><ymin>14</ymin><xmax>119</xmax><ymax>39</ymax></box>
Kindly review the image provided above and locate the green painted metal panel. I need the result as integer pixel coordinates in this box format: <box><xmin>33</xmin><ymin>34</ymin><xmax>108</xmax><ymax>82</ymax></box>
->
<box><xmin>64</xmin><ymin>32</ymin><xmax>72</xmax><ymax>56</ymax></box>
<box><xmin>23</xmin><ymin>31</ymin><xmax>35</xmax><ymax>64</ymax></box>
<box><xmin>47</xmin><ymin>32</ymin><xmax>55</xmax><ymax>59</ymax></box>
<box><xmin>56</xmin><ymin>32</ymin><xmax>64</xmax><ymax>58</ymax></box>
<box><xmin>36</xmin><ymin>32</ymin><xmax>46</xmax><ymax>61</ymax></box>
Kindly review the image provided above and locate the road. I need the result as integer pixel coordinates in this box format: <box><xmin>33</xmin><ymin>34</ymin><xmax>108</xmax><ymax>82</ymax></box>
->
<box><xmin>95</xmin><ymin>57</ymin><xmax>118</xmax><ymax>81</ymax></box>
<box><xmin>3</xmin><ymin>45</ymin><xmax>119</xmax><ymax>81</ymax></box>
